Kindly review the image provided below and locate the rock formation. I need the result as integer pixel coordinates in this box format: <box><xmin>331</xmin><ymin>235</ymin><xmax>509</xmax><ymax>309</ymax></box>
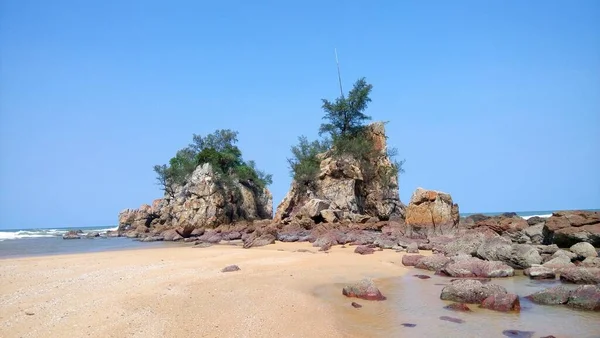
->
<box><xmin>274</xmin><ymin>122</ymin><xmax>404</xmax><ymax>224</ymax></box>
<box><xmin>405</xmin><ymin>188</ymin><xmax>460</xmax><ymax>238</ymax></box>
<box><xmin>543</xmin><ymin>210</ymin><xmax>600</xmax><ymax>247</ymax></box>
<box><xmin>118</xmin><ymin>163</ymin><xmax>273</xmax><ymax>235</ymax></box>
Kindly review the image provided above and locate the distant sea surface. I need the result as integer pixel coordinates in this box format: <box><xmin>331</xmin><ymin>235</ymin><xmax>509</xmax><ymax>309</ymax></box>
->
<box><xmin>1</xmin><ymin>209</ymin><xmax>598</xmax><ymax>259</ymax></box>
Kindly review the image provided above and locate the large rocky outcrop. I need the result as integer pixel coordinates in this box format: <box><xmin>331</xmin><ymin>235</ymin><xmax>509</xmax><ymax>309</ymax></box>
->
<box><xmin>404</xmin><ymin>188</ymin><xmax>460</xmax><ymax>238</ymax></box>
<box><xmin>118</xmin><ymin>163</ymin><xmax>273</xmax><ymax>235</ymax></box>
<box><xmin>543</xmin><ymin>210</ymin><xmax>600</xmax><ymax>247</ymax></box>
<box><xmin>274</xmin><ymin>122</ymin><xmax>404</xmax><ymax>224</ymax></box>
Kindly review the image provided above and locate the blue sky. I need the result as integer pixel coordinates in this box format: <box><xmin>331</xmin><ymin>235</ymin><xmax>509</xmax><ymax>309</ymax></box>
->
<box><xmin>1</xmin><ymin>0</ymin><xmax>599</xmax><ymax>229</ymax></box>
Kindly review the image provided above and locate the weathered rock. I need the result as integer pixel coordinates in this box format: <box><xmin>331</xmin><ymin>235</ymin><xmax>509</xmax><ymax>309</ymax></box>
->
<box><xmin>443</xmin><ymin>303</ymin><xmax>472</xmax><ymax>312</ymax></box>
<box><xmin>274</xmin><ymin>122</ymin><xmax>404</xmax><ymax>223</ymax></box>
<box><xmin>438</xmin><ymin>257</ymin><xmax>514</xmax><ymax>278</ymax></box>
<box><xmin>222</xmin><ymin>231</ymin><xmax>242</xmax><ymax>241</ymax></box>
<box><xmin>221</xmin><ymin>265</ymin><xmax>240</xmax><ymax>272</ymax></box>
<box><xmin>480</xmin><ymin>293</ymin><xmax>520</xmax><ymax>312</ymax></box>
<box><xmin>475</xmin><ymin>215</ymin><xmax>528</xmax><ymax>236</ymax></box>
<box><xmin>62</xmin><ymin>230</ymin><xmax>81</xmax><ymax>239</ymax></box>
<box><xmin>440</xmin><ymin>279</ymin><xmax>508</xmax><ymax>303</ymax></box>
<box><xmin>526</xmin><ymin>285</ymin><xmax>573</xmax><ymax>305</ymax></box>
<box><xmin>415</xmin><ymin>255</ymin><xmax>452</xmax><ymax>271</ymax></box>
<box><xmin>162</xmin><ymin>229</ymin><xmax>183</xmax><ymax>241</ymax></box>
<box><xmin>566</xmin><ymin>285</ymin><xmax>600</xmax><ymax>311</ymax></box>
<box><xmin>401</xmin><ymin>323</ymin><xmax>416</xmax><ymax>327</ymax></box>
<box><xmin>300</xmin><ymin>199</ymin><xmax>330</xmax><ymax>220</ymax></box>
<box><xmin>523</xmin><ymin>266</ymin><xmax>556</xmax><ymax>280</ymax></box>
<box><xmin>559</xmin><ymin>267</ymin><xmax>600</xmax><ymax>284</ymax></box>
<box><xmin>543</xmin><ymin>210</ymin><xmax>600</xmax><ymax>247</ymax></box>
<box><xmin>442</xmin><ymin>228</ymin><xmax>499</xmax><ymax>256</ymax></box>
<box><xmin>140</xmin><ymin>236</ymin><xmax>163</xmax><ymax>242</ymax></box>
<box><xmin>552</xmin><ymin>249</ymin><xmax>577</xmax><ymax>260</ymax></box>
<box><xmin>320</xmin><ymin>209</ymin><xmax>338</xmax><ymax>223</ymax></box>
<box><xmin>537</xmin><ymin>244</ymin><xmax>559</xmax><ymax>255</ymax></box>
<box><xmin>542</xmin><ymin>255</ymin><xmax>575</xmax><ymax>269</ymax></box>
<box><xmin>351</xmin><ymin>302</ymin><xmax>362</xmax><ymax>308</ymax></box>
<box><xmin>85</xmin><ymin>231</ymin><xmax>100</xmax><ymax>238</ymax></box>
<box><xmin>406</xmin><ymin>242</ymin><xmax>419</xmax><ymax>254</ymax></box>
<box><xmin>342</xmin><ymin>279</ymin><xmax>386</xmax><ymax>301</ymax></box>
<box><xmin>477</xmin><ymin>237</ymin><xmax>542</xmax><ymax>269</ymax></box>
<box><xmin>522</xmin><ymin>223</ymin><xmax>545</xmax><ymax>244</ymax></box>
<box><xmin>354</xmin><ymin>245</ymin><xmax>375</xmax><ymax>255</ymax></box>
<box><xmin>581</xmin><ymin>256</ymin><xmax>600</xmax><ymax>268</ymax></box>
<box><xmin>570</xmin><ymin>242</ymin><xmax>598</xmax><ymax>259</ymax></box>
<box><xmin>118</xmin><ymin>163</ymin><xmax>273</xmax><ymax>235</ymax></box>
<box><xmin>527</xmin><ymin>216</ymin><xmax>546</xmax><ymax>226</ymax></box>
<box><xmin>405</xmin><ymin>188</ymin><xmax>460</xmax><ymax>238</ymax></box>
<box><xmin>402</xmin><ymin>254</ymin><xmax>425</xmax><ymax>266</ymax></box>
<box><xmin>243</xmin><ymin>233</ymin><xmax>276</xmax><ymax>249</ymax></box>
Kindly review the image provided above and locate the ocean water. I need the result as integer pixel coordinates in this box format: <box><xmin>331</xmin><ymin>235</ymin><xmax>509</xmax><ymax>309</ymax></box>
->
<box><xmin>461</xmin><ymin>209</ymin><xmax>600</xmax><ymax>220</ymax></box>
<box><xmin>0</xmin><ymin>225</ymin><xmax>171</xmax><ymax>259</ymax></box>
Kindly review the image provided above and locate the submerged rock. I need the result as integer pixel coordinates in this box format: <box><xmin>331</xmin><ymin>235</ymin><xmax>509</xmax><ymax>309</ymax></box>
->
<box><xmin>342</xmin><ymin>279</ymin><xmax>386</xmax><ymax>301</ymax></box>
<box><xmin>480</xmin><ymin>293</ymin><xmax>520</xmax><ymax>312</ymax></box>
<box><xmin>525</xmin><ymin>285</ymin><xmax>573</xmax><ymax>305</ymax></box>
<box><xmin>566</xmin><ymin>285</ymin><xmax>600</xmax><ymax>311</ymax></box>
<box><xmin>439</xmin><ymin>316</ymin><xmax>464</xmax><ymax>324</ymax></box>
<box><xmin>443</xmin><ymin>303</ymin><xmax>472</xmax><ymax>312</ymax></box>
<box><xmin>502</xmin><ymin>330</ymin><xmax>534</xmax><ymax>338</ymax></box>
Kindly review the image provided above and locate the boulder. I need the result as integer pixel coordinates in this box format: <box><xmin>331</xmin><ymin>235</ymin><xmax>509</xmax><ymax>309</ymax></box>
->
<box><xmin>440</xmin><ymin>279</ymin><xmax>508</xmax><ymax>304</ymax></box>
<box><xmin>406</xmin><ymin>242</ymin><xmax>420</xmax><ymax>254</ymax></box>
<box><xmin>342</xmin><ymin>279</ymin><xmax>386</xmax><ymax>301</ymax></box>
<box><xmin>526</xmin><ymin>285</ymin><xmax>573</xmax><ymax>305</ymax></box>
<box><xmin>402</xmin><ymin>255</ymin><xmax>425</xmax><ymax>266</ymax></box>
<box><xmin>62</xmin><ymin>230</ymin><xmax>81</xmax><ymax>239</ymax></box>
<box><xmin>543</xmin><ymin>210</ymin><xmax>600</xmax><ymax>247</ymax></box>
<box><xmin>581</xmin><ymin>257</ymin><xmax>600</xmax><ymax>268</ymax></box>
<box><xmin>523</xmin><ymin>266</ymin><xmax>556</xmax><ymax>280</ymax></box>
<box><xmin>320</xmin><ymin>209</ymin><xmax>338</xmax><ymax>223</ymax></box>
<box><xmin>243</xmin><ymin>233</ymin><xmax>276</xmax><ymax>249</ymax></box>
<box><xmin>442</xmin><ymin>228</ymin><xmax>498</xmax><ymax>256</ymax></box>
<box><xmin>559</xmin><ymin>267</ymin><xmax>600</xmax><ymax>284</ymax></box>
<box><xmin>162</xmin><ymin>229</ymin><xmax>183</xmax><ymax>241</ymax></box>
<box><xmin>354</xmin><ymin>245</ymin><xmax>375</xmax><ymax>255</ymax></box>
<box><xmin>570</xmin><ymin>242</ymin><xmax>598</xmax><ymax>259</ymax></box>
<box><xmin>566</xmin><ymin>285</ymin><xmax>600</xmax><ymax>311</ymax></box>
<box><xmin>475</xmin><ymin>215</ymin><xmax>528</xmax><ymax>236</ymax></box>
<box><xmin>480</xmin><ymin>293</ymin><xmax>520</xmax><ymax>312</ymax></box>
<box><xmin>415</xmin><ymin>255</ymin><xmax>452</xmax><ymax>271</ymax></box>
<box><xmin>542</xmin><ymin>255</ymin><xmax>575</xmax><ymax>269</ymax></box>
<box><xmin>405</xmin><ymin>188</ymin><xmax>460</xmax><ymax>238</ymax></box>
<box><xmin>476</xmin><ymin>237</ymin><xmax>542</xmax><ymax>269</ymax></box>
<box><xmin>300</xmin><ymin>199</ymin><xmax>330</xmax><ymax>220</ymax></box>
<box><xmin>85</xmin><ymin>231</ymin><xmax>100</xmax><ymax>238</ymax></box>
<box><xmin>438</xmin><ymin>256</ymin><xmax>514</xmax><ymax>278</ymax></box>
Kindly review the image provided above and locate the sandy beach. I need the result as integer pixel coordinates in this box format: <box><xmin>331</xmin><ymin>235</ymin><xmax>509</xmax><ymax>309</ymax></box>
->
<box><xmin>0</xmin><ymin>242</ymin><xmax>418</xmax><ymax>338</ymax></box>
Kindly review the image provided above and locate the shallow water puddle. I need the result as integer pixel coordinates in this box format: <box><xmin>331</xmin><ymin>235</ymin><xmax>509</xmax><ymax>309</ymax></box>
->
<box><xmin>314</xmin><ymin>273</ymin><xmax>600</xmax><ymax>338</ymax></box>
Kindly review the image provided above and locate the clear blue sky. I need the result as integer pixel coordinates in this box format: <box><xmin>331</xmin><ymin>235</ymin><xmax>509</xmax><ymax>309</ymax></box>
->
<box><xmin>1</xmin><ymin>0</ymin><xmax>599</xmax><ymax>229</ymax></box>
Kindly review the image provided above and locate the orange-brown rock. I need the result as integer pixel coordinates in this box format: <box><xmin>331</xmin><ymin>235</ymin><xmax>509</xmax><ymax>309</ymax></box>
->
<box><xmin>405</xmin><ymin>188</ymin><xmax>460</xmax><ymax>238</ymax></box>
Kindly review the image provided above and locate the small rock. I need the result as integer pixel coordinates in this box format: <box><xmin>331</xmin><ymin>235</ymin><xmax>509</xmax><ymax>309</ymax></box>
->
<box><xmin>570</xmin><ymin>242</ymin><xmax>598</xmax><ymax>259</ymax></box>
<box><xmin>401</xmin><ymin>254</ymin><xmax>425</xmax><ymax>266</ymax></box>
<box><xmin>502</xmin><ymin>330</ymin><xmax>534</xmax><ymax>338</ymax></box>
<box><xmin>221</xmin><ymin>265</ymin><xmax>240</xmax><ymax>272</ymax></box>
<box><xmin>25</xmin><ymin>311</ymin><xmax>34</xmax><ymax>316</ymax></box>
<box><xmin>406</xmin><ymin>242</ymin><xmax>419</xmax><ymax>254</ymax></box>
<box><xmin>351</xmin><ymin>302</ymin><xmax>362</xmax><ymax>308</ymax></box>
<box><xmin>443</xmin><ymin>303</ymin><xmax>472</xmax><ymax>312</ymax></box>
<box><xmin>414</xmin><ymin>274</ymin><xmax>431</xmax><ymax>279</ymax></box>
<box><xmin>342</xmin><ymin>278</ymin><xmax>386</xmax><ymax>301</ymax></box>
<box><xmin>319</xmin><ymin>242</ymin><xmax>332</xmax><ymax>251</ymax></box>
<box><xmin>414</xmin><ymin>254</ymin><xmax>451</xmax><ymax>271</ymax></box>
<box><xmin>523</xmin><ymin>266</ymin><xmax>556</xmax><ymax>280</ymax></box>
<box><xmin>354</xmin><ymin>245</ymin><xmax>375</xmax><ymax>255</ymax></box>
<box><xmin>439</xmin><ymin>316</ymin><xmax>464</xmax><ymax>324</ymax></box>
<box><xmin>525</xmin><ymin>285</ymin><xmax>572</xmax><ymax>305</ymax></box>
<box><xmin>401</xmin><ymin>323</ymin><xmax>416</xmax><ymax>327</ymax></box>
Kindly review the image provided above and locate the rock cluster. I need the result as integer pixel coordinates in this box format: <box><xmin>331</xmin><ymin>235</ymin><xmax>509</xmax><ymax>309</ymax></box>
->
<box><xmin>273</xmin><ymin>122</ymin><xmax>404</xmax><ymax>225</ymax></box>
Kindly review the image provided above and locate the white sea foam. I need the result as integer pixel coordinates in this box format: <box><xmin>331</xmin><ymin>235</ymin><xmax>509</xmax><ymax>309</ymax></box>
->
<box><xmin>0</xmin><ymin>226</ymin><xmax>118</xmax><ymax>240</ymax></box>
<box><xmin>521</xmin><ymin>214</ymin><xmax>552</xmax><ymax>220</ymax></box>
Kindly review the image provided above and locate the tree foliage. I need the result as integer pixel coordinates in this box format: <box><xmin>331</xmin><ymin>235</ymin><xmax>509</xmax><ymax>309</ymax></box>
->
<box><xmin>288</xmin><ymin>77</ymin><xmax>405</xmax><ymax>189</ymax></box>
<box><xmin>154</xmin><ymin>129</ymin><xmax>272</xmax><ymax>197</ymax></box>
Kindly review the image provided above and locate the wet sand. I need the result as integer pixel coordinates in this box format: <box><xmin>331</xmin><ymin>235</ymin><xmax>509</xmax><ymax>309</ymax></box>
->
<box><xmin>0</xmin><ymin>242</ymin><xmax>420</xmax><ymax>338</ymax></box>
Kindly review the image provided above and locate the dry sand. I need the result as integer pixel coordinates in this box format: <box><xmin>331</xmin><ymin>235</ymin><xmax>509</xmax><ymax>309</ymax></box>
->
<box><xmin>0</xmin><ymin>242</ymin><xmax>423</xmax><ymax>338</ymax></box>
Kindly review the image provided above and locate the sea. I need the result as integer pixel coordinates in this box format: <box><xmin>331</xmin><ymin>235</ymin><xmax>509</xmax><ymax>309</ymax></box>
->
<box><xmin>0</xmin><ymin>209</ymin><xmax>597</xmax><ymax>259</ymax></box>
